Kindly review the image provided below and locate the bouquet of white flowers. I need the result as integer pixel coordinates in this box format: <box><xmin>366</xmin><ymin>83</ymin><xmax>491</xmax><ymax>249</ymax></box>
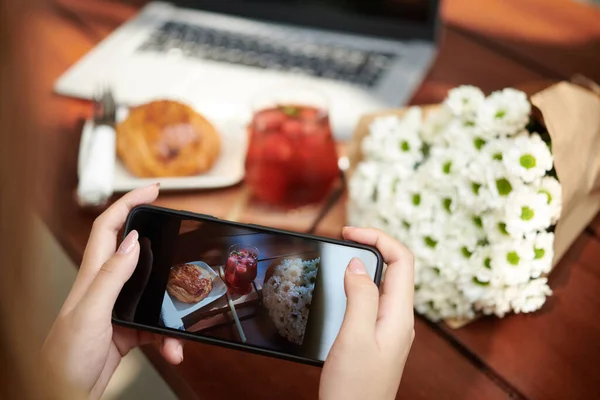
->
<box><xmin>348</xmin><ymin>86</ymin><xmax>567</xmax><ymax>322</ymax></box>
<box><xmin>262</xmin><ymin>257</ymin><xmax>320</xmax><ymax>344</ymax></box>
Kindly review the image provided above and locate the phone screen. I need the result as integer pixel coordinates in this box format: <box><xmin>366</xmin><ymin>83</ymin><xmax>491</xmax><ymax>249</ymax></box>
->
<box><xmin>113</xmin><ymin>207</ymin><xmax>381</xmax><ymax>363</ymax></box>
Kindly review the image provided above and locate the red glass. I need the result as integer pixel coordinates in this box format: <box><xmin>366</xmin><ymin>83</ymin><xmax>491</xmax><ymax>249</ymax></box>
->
<box><xmin>224</xmin><ymin>244</ymin><xmax>259</xmax><ymax>294</ymax></box>
<box><xmin>245</xmin><ymin>90</ymin><xmax>339</xmax><ymax>208</ymax></box>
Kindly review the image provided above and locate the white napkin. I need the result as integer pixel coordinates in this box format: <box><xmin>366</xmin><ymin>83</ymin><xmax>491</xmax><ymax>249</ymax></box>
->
<box><xmin>160</xmin><ymin>292</ymin><xmax>185</xmax><ymax>330</ymax></box>
<box><xmin>77</xmin><ymin>121</ymin><xmax>116</xmax><ymax>206</ymax></box>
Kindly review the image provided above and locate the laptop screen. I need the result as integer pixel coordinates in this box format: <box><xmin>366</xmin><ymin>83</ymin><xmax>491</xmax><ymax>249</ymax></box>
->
<box><xmin>170</xmin><ymin>0</ymin><xmax>439</xmax><ymax>41</ymax></box>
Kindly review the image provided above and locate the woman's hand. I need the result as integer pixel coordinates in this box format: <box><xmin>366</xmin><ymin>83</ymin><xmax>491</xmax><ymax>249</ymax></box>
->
<box><xmin>42</xmin><ymin>184</ymin><xmax>183</xmax><ymax>399</ymax></box>
<box><xmin>320</xmin><ymin>227</ymin><xmax>415</xmax><ymax>400</ymax></box>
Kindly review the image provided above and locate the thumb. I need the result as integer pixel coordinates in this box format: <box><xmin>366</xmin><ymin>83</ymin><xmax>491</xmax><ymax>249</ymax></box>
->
<box><xmin>339</xmin><ymin>258</ymin><xmax>379</xmax><ymax>338</ymax></box>
<box><xmin>80</xmin><ymin>230</ymin><xmax>140</xmax><ymax>318</ymax></box>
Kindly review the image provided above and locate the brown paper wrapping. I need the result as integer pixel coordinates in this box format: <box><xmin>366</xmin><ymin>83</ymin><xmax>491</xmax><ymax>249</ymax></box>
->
<box><xmin>347</xmin><ymin>82</ymin><xmax>600</xmax><ymax>328</ymax></box>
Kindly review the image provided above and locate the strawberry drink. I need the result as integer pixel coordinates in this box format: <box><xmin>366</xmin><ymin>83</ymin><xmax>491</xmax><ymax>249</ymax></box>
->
<box><xmin>224</xmin><ymin>244</ymin><xmax>259</xmax><ymax>294</ymax></box>
<box><xmin>245</xmin><ymin>90</ymin><xmax>339</xmax><ymax>208</ymax></box>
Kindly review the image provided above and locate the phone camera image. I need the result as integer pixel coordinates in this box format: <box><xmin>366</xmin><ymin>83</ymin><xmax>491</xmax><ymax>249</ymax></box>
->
<box><xmin>136</xmin><ymin>217</ymin><xmax>326</xmax><ymax>352</ymax></box>
<box><xmin>114</xmin><ymin>208</ymin><xmax>380</xmax><ymax>363</ymax></box>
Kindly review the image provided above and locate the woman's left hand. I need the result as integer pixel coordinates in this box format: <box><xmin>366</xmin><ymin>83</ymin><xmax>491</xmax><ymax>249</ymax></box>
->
<box><xmin>43</xmin><ymin>184</ymin><xmax>183</xmax><ymax>399</ymax></box>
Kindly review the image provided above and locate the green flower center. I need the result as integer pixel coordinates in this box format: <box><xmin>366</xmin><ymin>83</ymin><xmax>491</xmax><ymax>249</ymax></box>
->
<box><xmin>473</xmin><ymin>216</ymin><xmax>483</xmax><ymax>228</ymax></box>
<box><xmin>498</xmin><ymin>222</ymin><xmax>509</xmax><ymax>235</ymax></box>
<box><xmin>534</xmin><ymin>248</ymin><xmax>545</xmax><ymax>259</ymax></box>
<box><xmin>471</xmin><ymin>182</ymin><xmax>481</xmax><ymax>195</ymax></box>
<box><xmin>520</xmin><ymin>154</ymin><xmax>537</xmax><ymax>169</ymax></box>
<box><xmin>538</xmin><ymin>189</ymin><xmax>552</xmax><ymax>204</ymax></box>
<box><xmin>493</xmin><ymin>153</ymin><xmax>503</xmax><ymax>161</ymax></box>
<box><xmin>412</xmin><ymin>194</ymin><xmax>421</xmax><ymax>206</ymax></box>
<box><xmin>424</xmin><ymin>236</ymin><xmax>438</xmax><ymax>248</ymax></box>
<box><xmin>464</xmin><ymin>120</ymin><xmax>475</xmax><ymax>127</ymax></box>
<box><xmin>400</xmin><ymin>141</ymin><xmax>410</xmax><ymax>152</ymax></box>
<box><xmin>443</xmin><ymin>161</ymin><xmax>452</xmax><ymax>174</ymax></box>
<box><xmin>461</xmin><ymin>247</ymin><xmax>473</xmax><ymax>258</ymax></box>
<box><xmin>474</xmin><ymin>137</ymin><xmax>486</xmax><ymax>150</ymax></box>
<box><xmin>443</xmin><ymin>198</ymin><xmax>452</xmax><ymax>213</ymax></box>
<box><xmin>484</xmin><ymin>258</ymin><xmax>492</xmax><ymax>269</ymax></box>
<box><xmin>402</xmin><ymin>221</ymin><xmax>411</xmax><ymax>229</ymax></box>
<box><xmin>495</xmin><ymin>109</ymin><xmax>507</xmax><ymax>119</ymax></box>
<box><xmin>507</xmin><ymin>251</ymin><xmax>520</xmax><ymax>266</ymax></box>
<box><xmin>472</xmin><ymin>277</ymin><xmax>490</xmax><ymax>286</ymax></box>
<box><xmin>496</xmin><ymin>178</ymin><xmax>513</xmax><ymax>196</ymax></box>
<box><xmin>521</xmin><ymin>206</ymin><xmax>535</xmax><ymax>221</ymax></box>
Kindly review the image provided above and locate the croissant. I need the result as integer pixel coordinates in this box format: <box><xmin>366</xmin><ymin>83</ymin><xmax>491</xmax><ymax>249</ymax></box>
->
<box><xmin>167</xmin><ymin>264</ymin><xmax>213</xmax><ymax>304</ymax></box>
<box><xmin>116</xmin><ymin>100</ymin><xmax>221</xmax><ymax>177</ymax></box>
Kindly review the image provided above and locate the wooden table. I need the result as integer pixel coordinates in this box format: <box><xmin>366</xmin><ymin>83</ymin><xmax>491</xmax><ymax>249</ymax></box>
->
<box><xmin>35</xmin><ymin>0</ymin><xmax>600</xmax><ymax>399</ymax></box>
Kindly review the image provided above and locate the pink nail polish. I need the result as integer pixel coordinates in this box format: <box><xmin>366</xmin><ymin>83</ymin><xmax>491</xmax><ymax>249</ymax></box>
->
<box><xmin>347</xmin><ymin>257</ymin><xmax>367</xmax><ymax>275</ymax></box>
<box><xmin>117</xmin><ymin>230</ymin><xmax>139</xmax><ymax>254</ymax></box>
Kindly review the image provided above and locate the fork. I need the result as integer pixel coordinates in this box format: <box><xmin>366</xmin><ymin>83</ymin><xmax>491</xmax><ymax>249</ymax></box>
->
<box><xmin>76</xmin><ymin>85</ymin><xmax>117</xmax><ymax>208</ymax></box>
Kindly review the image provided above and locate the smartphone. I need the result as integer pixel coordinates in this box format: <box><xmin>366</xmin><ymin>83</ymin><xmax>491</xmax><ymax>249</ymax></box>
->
<box><xmin>113</xmin><ymin>205</ymin><xmax>383</xmax><ymax>365</ymax></box>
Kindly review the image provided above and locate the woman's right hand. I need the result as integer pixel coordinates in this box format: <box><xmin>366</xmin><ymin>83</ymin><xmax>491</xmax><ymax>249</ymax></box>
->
<box><xmin>319</xmin><ymin>227</ymin><xmax>415</xmax><ymax>400</ymax></box>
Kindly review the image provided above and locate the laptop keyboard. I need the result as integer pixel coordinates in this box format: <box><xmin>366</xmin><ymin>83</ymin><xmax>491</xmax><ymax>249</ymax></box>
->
<box><xmin>138</xmin><ymin>21</ymin><xmax>399</xmax><ymax>88</ymax></box>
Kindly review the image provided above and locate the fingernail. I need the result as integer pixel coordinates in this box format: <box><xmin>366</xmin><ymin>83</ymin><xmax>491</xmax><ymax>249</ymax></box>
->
<box><xmin>140</xmin><ymin>182</ymin><xmax>159</xmax><ymax>190</ymax></box>
<box><xmin>117</xmin><ymin>230</ymin><xmax>139</xmax><ymax>254</ymax></box>
<box><xmin>178</xmin><ymin>343</ymin><xmax>184</xmax><ymax>363</ymax></box>
<box><xmin>347</xmin><ymin>257</ymin><xmax>367</xmax><ymax>275</ymax></box>
<box><xmin>343</xmin><ymin>226</ymin><xmax>355</xmax><ymax>230</ymax></box>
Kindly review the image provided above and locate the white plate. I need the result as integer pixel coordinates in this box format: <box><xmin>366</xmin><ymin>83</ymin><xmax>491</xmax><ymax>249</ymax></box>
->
<box><xmin>161</xmin><ymin>261</ymin><xmax>228</xmax><ymax>326</ymax></box>
<box><xmin>79</xmin><ymin>104</ymin><xmax>248</xmax><ymax>192</ymax></box>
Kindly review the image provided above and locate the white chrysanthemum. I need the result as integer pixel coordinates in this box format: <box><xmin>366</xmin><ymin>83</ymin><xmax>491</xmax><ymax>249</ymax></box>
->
<box><xmin>392</xmin><ymin>178</ymin><xmax>437</xmax><ymax>221</ymax></box>
<box><xmin>372</xmin><ymin>166</ymin><xmax>409</xmax><ymax>206</ymax></box>
<box><xmin>504</xmin><ymin>188</ymin><xmax>552</xmax><ymax>237</ymax></box>
<box><xmin>448</xmin><ymin>210</ymin><xmax>487</xmax><ymax>247</ymax></box>
<box><xmin>480</xmin><ymin>136</ymin><xmax>512</xmax><ymax>164</ymax></box>
<box><xmin>439</xmin><ymin>119</ymin><xmax>485</xmax><ymax>155</ymax></box>
<box><xmin>427</xmin><ymin>146</ymin><xmax>469</xmax><ymax>177</ymax></box>
<box><xmin>362</xmin><ymin>116</ymin><xmax>400</xmax><ymax>159</ymax></box>
<box><xmin>420</xmin><ymin>106</ymin><xmax>453</xmax><ymax>145</ymax></box>
<box><xmin>367</xmin><ymin>115</ymin><xmax>402</xmax><ymax>137</ymax></box>
<box><xmin>262</xmin><ymin>258</ymin><xmax>320</xmax><ymax>344</ymax></box>
<box><xmin>407</xmin><ymin>219</ymin><xmax>446</xmax><ymax>266</ymax></box>
<box><xmin>400</xmin><ymin>106</ymin><xmax>424</xmax><ymax>132</ymax></box>
<box><xmin>503</xmin><ymin>132</ymin><xmax>553</xmax><ymax>183</ymax></box>
<box><xmin>415</xmin><ymin>279</ymin><xmax>475</xmax><ymax>321</ymax></box>
<box><xmin>536</xmin><ymin>176</ymin><xmax>562</xmax><ymax>223</ymax></box>
<box><xmin>489</xmin><ymin>238</ymin><xmax>535</xmax><ymax>285</ymax></box>
<box><xmin>463</xmin><ymin>148</ymin><xmax>523</xmax><ymax>211</ymax></box>
<box><xmin>455</xmin><ymin>176</ymin><xmax>489</xmax><ymax>214</ymax></box>
<box><xmin>476</xmin><ymin>88</ymin><xmax>531</xmax><ymax>137</ymax></box>
<box><xmin>527</xmin><ymin>231</ymin><xmax>555</xmax><ymax>278</ymax></box>
<box><xmin>381</xmin><ymin>132</ymin><xmax>424</xmax><ymax>166</ymax></box>
<box><xmin>460</xmin><ymin>256</ymin><xmax>493</xmax><ymax>304</ymax></box>
<box><xmin>469</xmin><ymin>246</ymin><xmax>494</xmax><ymax>283</ymax></box>
<box><xmin>469</xmin><ymin>159</ymin><xmax>523</xmax><ymax>211</ymax></box>
<box><xmin>482</xmin><ymin>211</ymin><xmax>514</xmax><ymax>242</ymax></box>
<box><xmin>418</xmin><ymin>147</ymin><xmax>470</xmax><ymax>195</ymax></box>
<box><xmin>508</xmin><ymin>277</ymin><xmax>552</xmax><ymax>314</ymax></box>
<box><xmin>363</xmin><ymin>111</ymin><xmax>424</xmax><ymax>166</ymax></box>
<box><xmin>348</xmin><ymin>161</ymin><xmax>381</xmax><ymax>207</ymax></box>
<box><xmin>445</xmin><ymin>85</ymin><xmax>486</xmax><ymax>119</ymax></box>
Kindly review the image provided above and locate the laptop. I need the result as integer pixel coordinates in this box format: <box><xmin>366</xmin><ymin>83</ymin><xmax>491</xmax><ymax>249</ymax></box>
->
<box><xmin>54</xmin><ymin>0</ymin><xmax>440</xmax><ymax>139</ymax></box>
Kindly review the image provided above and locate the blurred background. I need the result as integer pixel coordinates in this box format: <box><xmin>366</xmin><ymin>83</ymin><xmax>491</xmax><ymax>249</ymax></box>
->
<box><xmin>3</xmin><ymin>0</ymin><xmax>599</xmax><ymax>399</ymax></box>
